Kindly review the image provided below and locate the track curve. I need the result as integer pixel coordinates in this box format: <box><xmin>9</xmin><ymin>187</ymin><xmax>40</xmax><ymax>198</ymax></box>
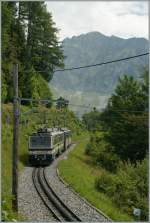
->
<box><xmin>32</xmin><ymin>167</ymin><xmax>82</xmax><ymax>222</ymax></box>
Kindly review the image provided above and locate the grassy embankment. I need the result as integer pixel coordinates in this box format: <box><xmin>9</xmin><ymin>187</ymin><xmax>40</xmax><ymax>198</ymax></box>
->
<box><xmin>58</xmin><ymin>137</ymin><xmax>134</xmax><ymax>221</ymax></box>
<box><xmin>2</xmin><ymin>103</ymin><xmax>84</xmax><ymax>221</ymax></box>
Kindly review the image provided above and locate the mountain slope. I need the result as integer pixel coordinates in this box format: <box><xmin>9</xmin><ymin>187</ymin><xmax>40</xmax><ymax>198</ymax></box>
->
<box><xmin>50</xmin><ymin>32</ymin><xmax>148</xmax><ymax>114</ymax></box>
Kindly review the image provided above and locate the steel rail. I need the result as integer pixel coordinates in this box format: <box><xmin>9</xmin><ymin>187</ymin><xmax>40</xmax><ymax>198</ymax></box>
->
<box><xmin>32</xmin><ymin>167</ymin><xmax>82</xmax><ymax>222</ymax></box>
<box><xmin>32</xmin><ymin>168</ymin><xmax>62</xmax><ymax>221</ymax></box>
<box><xmin>43</xmin><ymin>167</ymin><xmax>82</xmax><ymax>222</ymax></box>
<box><xmin>39</xmin><ymin>167</ymin><xmax>82</xmax><ymax>222</ymax></box>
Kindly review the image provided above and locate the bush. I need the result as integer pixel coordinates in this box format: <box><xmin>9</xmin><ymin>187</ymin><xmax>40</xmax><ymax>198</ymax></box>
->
<box><xmin>85</xmin><ymin>143</ymin><xmax>91</xmax><ymax>155</ymax></box>
<box><xmin>96</xmin><ymin>147</ymin><xmax>120</xmax><ymax>171</ymax></box>
<box><xmin>95</xmin><ymin>170</ymin><xmax>116</xmax><ymax>194</ymax></box>
<box><xmin>85</xmin><ymin>133</ymin><xmax>120</xmax><ymax>171</ymax></box>
<box><xmin>95</xmin><ymin>158</ymin><xmax>148</xmax><ymax>220</ymax></box>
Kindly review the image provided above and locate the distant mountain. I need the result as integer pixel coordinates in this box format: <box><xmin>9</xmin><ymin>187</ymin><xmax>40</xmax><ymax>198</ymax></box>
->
<box><xmin>50</xmin><ymin>32</ymin><xmax>148</xmax><ymax>116</ymax></box>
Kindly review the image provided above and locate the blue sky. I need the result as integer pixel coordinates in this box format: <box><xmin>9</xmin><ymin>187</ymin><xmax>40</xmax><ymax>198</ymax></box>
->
<box><xmin>46</xmin><ymin>1</ymin><xmax>148</xmax><ymax>40</ymax></box>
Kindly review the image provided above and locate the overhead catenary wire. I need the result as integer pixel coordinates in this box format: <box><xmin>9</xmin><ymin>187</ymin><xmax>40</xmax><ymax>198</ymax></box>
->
<box><xmin>32</xmin><ymin>52</ymin><xmax>149</xmax><ymax>74</ymax></box>
<box><xmin>99</xmin><ymin>109</ymin><xmax>148</xmax><ymax>113</ymax></box>
<box><xmin>53</xmin><ymin>52</ymin><xmax>149</xmax><ymax>72</ymax></box>
<box><xmin>19</xmin><ymin>97</ymin><xmax>148</xmax><ymax>113</ymax></box>
<box><xmin>18</xmin><ymin>97</ymin><xmax>148</xmax><ymax>113</ymax></box>
<box><xmin>3</xmin><ymin>97</ymin><xmax>148</xmax><ymax>115</ymax></box>
<box><xmin>20</xmin><ymin>107</ymin><xmax>148</xmax><ymax>116</ymax></box>
<box><xmin>17</xmin><ymin>49</ymin><xmax>149</xmax><ymax>118</ymax></box>
<box><xmin>69</xmin><ymin>104</ymin><xmax>148</xmax><ymax>112</ymax></box>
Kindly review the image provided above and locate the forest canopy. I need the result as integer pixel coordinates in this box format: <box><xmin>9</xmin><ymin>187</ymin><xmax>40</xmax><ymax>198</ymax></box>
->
<box><xmin>2</xmin><ymin>1</ymin><xmax>64</xmax><ymax>103</ymax></box>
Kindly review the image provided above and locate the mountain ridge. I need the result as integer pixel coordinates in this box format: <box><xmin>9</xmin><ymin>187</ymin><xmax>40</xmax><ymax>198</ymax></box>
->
<box><xmin>50</xmin><ymin>31</ymin><xmax>148</xmax><ymax>114</ymax></box>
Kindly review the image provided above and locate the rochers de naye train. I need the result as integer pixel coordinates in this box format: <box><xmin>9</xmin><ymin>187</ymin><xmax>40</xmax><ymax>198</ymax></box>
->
<box><xmin>28</xmin><ymin>127</ymin><xmax>71</xmax><ymax>166</ymax></box>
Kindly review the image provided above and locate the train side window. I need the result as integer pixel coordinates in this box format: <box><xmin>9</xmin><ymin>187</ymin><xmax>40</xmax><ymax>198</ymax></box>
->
<box><xmin>53</xmin><ymin>134</ymin><xmax>64</xmax><ymax>145</ymax></box>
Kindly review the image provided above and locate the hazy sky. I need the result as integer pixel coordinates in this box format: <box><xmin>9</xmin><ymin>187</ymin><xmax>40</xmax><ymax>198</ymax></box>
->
<box><xmin>46</xmin><ymin>1</ymin><xmax>148</xmax><ymax>40</ymax></box>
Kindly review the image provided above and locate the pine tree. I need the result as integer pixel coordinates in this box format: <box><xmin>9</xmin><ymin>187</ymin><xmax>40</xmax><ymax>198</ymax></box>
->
<box><xmin>24</xmin><ymin>2</ymin><xmax>64</xmax><ymax>81</ymax></box>
<box><xmin>2</xmin><ymin>1</ymin><xmax>64</xmax><ymax>102</ymax></box>
<box><xmin>2</xmin><ymin>2</ymin><xmax>18</xmax><ymax>101</ymax></box>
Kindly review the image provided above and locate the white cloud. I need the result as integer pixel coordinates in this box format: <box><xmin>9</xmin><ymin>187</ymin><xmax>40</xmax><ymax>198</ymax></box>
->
<box><xmin>46</xmin><ymin>1</ymin><xmax>148</xmax><ymax>40</ymax></box>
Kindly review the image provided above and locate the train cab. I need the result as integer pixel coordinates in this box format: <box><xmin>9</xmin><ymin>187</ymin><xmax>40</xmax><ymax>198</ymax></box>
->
<box><xmin>28</xmin><ymin>127</ymin><xmax>71</xmax><ymax>166</ymax></box>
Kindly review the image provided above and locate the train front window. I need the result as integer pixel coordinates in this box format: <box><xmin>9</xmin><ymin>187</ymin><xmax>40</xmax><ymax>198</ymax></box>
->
<box><xmin>30</xmin><ymin>136</ymin><xmax>51</xmax><ymax>148</ymax></box>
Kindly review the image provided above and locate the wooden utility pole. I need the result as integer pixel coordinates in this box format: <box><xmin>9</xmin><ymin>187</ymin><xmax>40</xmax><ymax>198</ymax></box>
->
<box><xmin>12</xmin><ymin>64</ymin><xmax>19</xmax><ymax>211</ymax></box>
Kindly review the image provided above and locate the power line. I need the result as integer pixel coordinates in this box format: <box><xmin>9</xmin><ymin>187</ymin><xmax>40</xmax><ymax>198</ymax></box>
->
<box><xmin>20</xmin><ymin>98</ymin><xmax>57</xmax><ymax>103</ymax></box>
<box><xmin>101</xmin><ymin>109</ymin><xmax>148</xmax><ymax>113</ymax></box>
<box><xmin>68</xmin><ymin>103</ymin><xmax>148</xmax><ymax>113</ymax></box>
<box><xmin>4</xmin><ymin>107</ymin><xmax>148</xmax><ymax>115</ymax></box>
<box><xmin>54</xmin><ymin>52</ymin><xmax>149</xmax><ymax>72</ymax></box>
<box><xmin>69</xmin><ymin>103</ymin><xmax>91</xmax><ymax>108</ymax></box>
<box><xmin>97</xmin><ymin>117</ymin><xmax>148</xmax><ymax>122</ymax></box>
<box><xmin>4</xmin><ymin>98</ymin><xmax>148</xmax><ymax>114</ymax></box>
<box><xmin>19</xmin><ymin>97</ymin><xmax>148</xmax><ymax>113</ymax></box>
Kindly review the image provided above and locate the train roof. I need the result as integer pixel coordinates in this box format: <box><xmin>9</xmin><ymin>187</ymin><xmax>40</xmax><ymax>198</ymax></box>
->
<box><xmin>61</xmin><ymin>127</ymin><xmax>71</xmax><ymax>132</ymax></box>
<box><xmin>51</xmin><ymin>130</ymin><xmax>64</xmax><ymax>136</ymax></box>
<box><xmin>30</xmin><ymin>127</ymin><xmax>71</xmax><ymax>136</ymax></box>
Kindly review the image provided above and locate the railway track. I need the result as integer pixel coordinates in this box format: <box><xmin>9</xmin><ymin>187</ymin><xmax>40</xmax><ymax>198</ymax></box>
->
<box><xmin>32</xmin><ymin>167</ymin><xmax>82</xmax><ymax>222</ymax></box>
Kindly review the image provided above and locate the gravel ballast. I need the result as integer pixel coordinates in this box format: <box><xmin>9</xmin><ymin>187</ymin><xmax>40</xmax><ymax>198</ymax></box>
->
<box><xmin>46</xmin><ymin>144</ymin><xmax>111</xmax><ymax>222</ymax></box>
<box><xmin>18</xmin><ymin>144</ymin><xmax>111</xmax><ymax>222</ymax></box>
<box><xmin>18</xmin><ymin>167</ymin><xmax>56</xmax><ymax>221</ymax></box>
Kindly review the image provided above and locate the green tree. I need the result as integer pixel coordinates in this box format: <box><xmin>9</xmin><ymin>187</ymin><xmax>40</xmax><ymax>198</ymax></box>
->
<box><xmin>30</xmin><ymin>70</ymin><xmax>53</xmax><ymax>107</ymax></box>
<box><xmin>24</xmin><ymin>2</ymin><xmax>64</xmax><ymax>81</ymax></box>
<box><xmin>101</xmin><ymin>73</ymin><xmax>148</xmax><ymax>162</ymax></box>
<box><xmin>140</xmin><ymin>67</ymin><xmax>149</xmax><ymax>109</ymax></box>
<box><xmin>82</xmin><ymin>109</ymin><xmax>101</xmax><ymax>131</ymax></box>
<box><xmin>2</xmin><ymin>2</ymin><xmax>18</xmax><ymax>102</ymax></box>
<box><xmin>2</xmin><ymin>1</ymin><xmax>64</xmax><ymax>102</ymax></box>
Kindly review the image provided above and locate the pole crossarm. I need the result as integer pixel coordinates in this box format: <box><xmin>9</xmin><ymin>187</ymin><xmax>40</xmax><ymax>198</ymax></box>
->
<box><xmin>20</xmin><ymin>97</ymin><xmax>70</xmax><ymax>104</ymax></box>
<box><xmin>19</xmin><ymin>97</ymin><xmax>70</xmax><ymax>116</ymax></box>
<box><xmin>20</xmin><ymin>97</ymin><xmax>57</xmax><ymax>103</ymax></box>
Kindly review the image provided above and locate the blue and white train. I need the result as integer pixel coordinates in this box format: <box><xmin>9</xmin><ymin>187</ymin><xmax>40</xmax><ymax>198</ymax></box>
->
<box><xmin>28</xmin><ymin>127</ymin><xmax>71</xmax><ymax>166</ymax></box>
